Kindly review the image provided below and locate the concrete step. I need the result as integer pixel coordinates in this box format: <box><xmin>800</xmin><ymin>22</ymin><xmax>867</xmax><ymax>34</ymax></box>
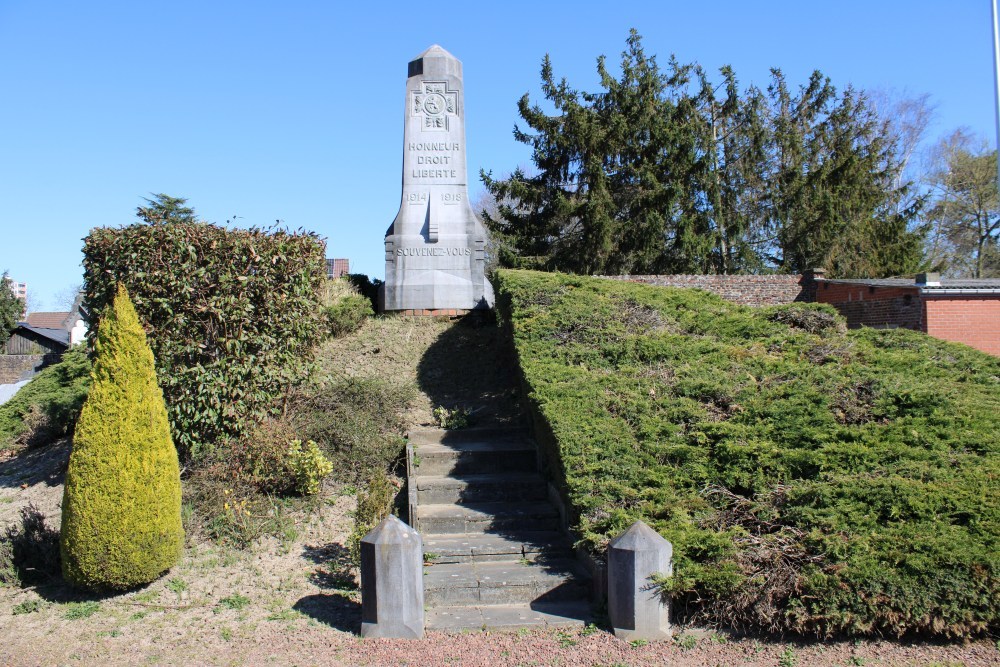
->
<box><xmin>422</xmin><ymin>531</ymin><xmax>574</xmax><ymax>564</ymax></box>
<box><xmin>412</xmin><ymin>438</ymin><xmax>537</xmax><ymax>476</ymax></box>
<box><xmin>425</xmin><ymin>601</ymin><xmax>593</xmax><ymax>632</ymax></box>
<box><xmin>416</xmin><ymin>501</ymin><xmax>559</xmax><ymax>534</ymax></box>
<box><xmin>415</xmin><ymin>472</ymin><xmax>548</xmax><ymax>504</ymax></box>
<box><xmin>408</xmin><ymin>426</ymin><xmax>531</xmax><ymax>447</ymax></box>
<box><xmin>423</xmin><ymin>559</ymin><xmax>590</xmax><ymax>606</ymax></box>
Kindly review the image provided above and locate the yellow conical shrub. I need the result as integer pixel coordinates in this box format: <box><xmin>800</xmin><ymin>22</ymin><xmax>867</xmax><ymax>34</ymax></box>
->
<box><xmin>60</xmin><ymin>284</ymin><xmax>183</xmax><ymax>590</ymax></box>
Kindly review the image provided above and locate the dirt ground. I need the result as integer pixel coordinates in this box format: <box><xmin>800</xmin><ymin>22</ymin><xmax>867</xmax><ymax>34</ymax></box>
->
<box><xmin>1</xmin><ymin>316</ymin><xmax>997</xmax><ymax>666</ymax></box>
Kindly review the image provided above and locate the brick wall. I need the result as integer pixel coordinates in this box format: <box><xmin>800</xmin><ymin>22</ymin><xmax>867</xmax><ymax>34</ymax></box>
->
<box><xmin>598</xmin><ymin>274</ymin><xmax>816</xmax><ymax>306</ymax></box>
<box><xmin>923</xmin><ymin>296</ymin><xmax>1000</xmax><ymax>356</ymax></box>
<box><xmin>0</xmin><ymin>354</ymin><xmax>59</xmax><ymax>383</ymax></box>
<box><xmin>814</xmin><ymin>282</ymin><xmax>923</xmax><ymax>330</ymax></box>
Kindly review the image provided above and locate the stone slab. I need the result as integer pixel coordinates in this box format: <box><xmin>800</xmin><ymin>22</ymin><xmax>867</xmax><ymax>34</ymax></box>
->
<box><xmin>416</xmin><ymin>472</ymin><xmax>548</xmax><ymax>503</ymax></box>
<box><xmin>422</xmin><ymin>531</ymin><xmax>573</xmax><ymax>563</ymax></box>
<box><xmin>426</xmin><ymin>602</ymin><xmax>593</xmax><ymax>631</ymax></box>
<box><xmin>416</xmin><ymin>501</ymin><xmax>559</xmax><ymax>533</ymax></box>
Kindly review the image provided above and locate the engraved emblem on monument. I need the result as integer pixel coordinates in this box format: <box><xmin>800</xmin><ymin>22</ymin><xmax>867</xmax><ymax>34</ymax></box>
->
<box><xmin>412</xmin><ymin>81</ymin><xmax>458</xmax><ymax>131</ymax></box>
<box><xmin>381</xmin><ymin>45</ymin><xmax>494</xmax><ymax>313</ymax></box>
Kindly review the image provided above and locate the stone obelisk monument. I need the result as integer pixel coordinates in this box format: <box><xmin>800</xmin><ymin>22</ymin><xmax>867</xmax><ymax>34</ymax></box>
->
<box><xmin>381</xmin><ymin>45</ymin><xmax>494</xmax><ymax>313</ymax></box>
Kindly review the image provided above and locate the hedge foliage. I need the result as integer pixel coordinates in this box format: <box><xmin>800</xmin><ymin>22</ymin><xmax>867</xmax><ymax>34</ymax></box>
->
<box><xmin>61</xmin><ymin>285</ymin><xmax>183</xmax><ymax>591</ymax></box>
<box><xmin>0</xmin><ymin>348</ymin><xmax>91</xmax><ymax>450</ymax></box>
<box><xmin>494</xmin><ymin>269</ymin><xmax>1000</xmax><ymax>638</ymax></box>
<box><xmin>82</xmin><ymin>220</ymin><xmax>325</xmax><ymax>459</ymax></box>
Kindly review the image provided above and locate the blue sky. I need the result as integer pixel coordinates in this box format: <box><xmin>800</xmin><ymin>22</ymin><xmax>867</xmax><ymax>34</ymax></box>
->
<box><xmin>0</xmin><ymin>1</ymin><xmax>995</xmax><ymax>310</ymax></box>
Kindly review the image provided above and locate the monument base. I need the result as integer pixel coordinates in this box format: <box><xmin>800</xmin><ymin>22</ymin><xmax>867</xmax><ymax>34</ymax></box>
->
<box><xmin>389</xmin><ymin>308</ymin><xmax>471</xmax><ymax>317</ymax></box>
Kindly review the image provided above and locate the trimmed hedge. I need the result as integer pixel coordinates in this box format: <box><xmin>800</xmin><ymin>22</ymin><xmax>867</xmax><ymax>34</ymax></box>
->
<box><xmin>61</xmin><ymin>285</ymin><xmax>183</xmax><ymax>591</ymax></box>
<box><xmin>83</xmin><ymin>221</ymin><xmax>325</xmax><ymax>459</ymax></box>
<box><xmin>495</xmin><ymin>269</ymin><xmax>1000</xmax><ymax>638</ymax></box>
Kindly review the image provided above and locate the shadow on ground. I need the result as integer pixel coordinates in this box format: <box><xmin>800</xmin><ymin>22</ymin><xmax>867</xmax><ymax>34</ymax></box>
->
<box><xmin>0</xmin><ymin>439</ymin><xmax>70</xmax><ymax>490</ymax></box>
<box><xmin>302</xmin><ymin>541</ymin><xmax>358</xmax><ymax>592</ymax></box>
<box><xmin>294</xmin><ymin>593</ymin><xmax>361</xmax><ymax>632</ymax></box>
<box><xmin>415</xmin><ymin>311</ymin><xmax>523</xmax><ymax>428</ymax></box>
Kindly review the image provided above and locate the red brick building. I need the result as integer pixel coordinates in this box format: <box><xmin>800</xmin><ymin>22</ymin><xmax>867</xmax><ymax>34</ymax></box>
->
<box><xmin>326</xmin><ymin>258</ymin><xmax>350</xmax><ymax>279</ymax></box>
<box><xmin>814</xmin><ymin>272</ymin><xmax>1000</xmax><ymax>356</ymax></box>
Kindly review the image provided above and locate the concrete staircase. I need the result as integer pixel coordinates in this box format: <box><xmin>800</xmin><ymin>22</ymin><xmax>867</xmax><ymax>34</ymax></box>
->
<box><xmin>408</xmin><ymin>425</ymin><xmax>593</xmax><ymax>631</ymax></box>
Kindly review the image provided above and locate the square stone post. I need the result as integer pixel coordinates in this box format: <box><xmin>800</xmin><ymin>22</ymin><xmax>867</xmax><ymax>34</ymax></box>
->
<box><xmin>360</xmin><ymin>515</ymin><xmax>425</xmax><ymax>638</ymax></box>
<box><xmin>607</xmin><ymin>520</ymin><xmax>672</xmax><ymax>641</ymax></box>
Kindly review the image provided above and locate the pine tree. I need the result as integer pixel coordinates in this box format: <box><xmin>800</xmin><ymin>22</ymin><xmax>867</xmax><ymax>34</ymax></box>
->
<box><xmin>60</xmin><ymin>284</ymin><xmax>183</xmax><ymax>591</ymax></box>
<box><xmin>0</xmin><ymin>272</ymin><xmax>24</xmax><ymax>347</ymax></box>
<box><xmin>483</xmin><ymin>32</ymin><xmax>924</xmax><ymax>278</ymax></box>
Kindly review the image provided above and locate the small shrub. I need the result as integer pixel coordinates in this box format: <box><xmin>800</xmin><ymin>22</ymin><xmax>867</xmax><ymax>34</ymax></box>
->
<box><xmin>0</xmin><ymin>504</ymin><xmax>60</xmax><ymax>587</ymax></box>
<box><xmin>778</xmin><ymin>647</ymin><xmax>797</xmax><ymax>667</ymax></box>
<box><xmin>348</xmin><ymin>469</ymin><xmax>396</xmax><ymax>565</ymax></box>
<box><xmin>346</xmin><ymin>273</ymin><xmax>383</xmax><ymax>312</ymax></box>
<box><xmin>320</xmin><ymin>279</ymin><xmax>372</xmax><ymax>338</ymax></box>
<box><xmin>60</xmin><ymin>284</ymin><xmax>183</xmax><ymax>591</ymax></box>
<box><xmin>63</xmin><ymin>601</ymin><xmax>100</xmax><ymax>619</ymax></box>
<box><xmin>217</xmin><ymin>593</ymin><xmax>251</xmax><ymax>611</ymax></box>
<box><xmin>432</xmin><ymin>405</ymin><xmax>472</xmax><ymax>429</ymax></box>
<box><xmin>287</xmin><ymin>439</ymin><xmax>333</xmax><ymax>495</ymax></box>
<box><xmin>12</xmin><ymin>599</ymin><xmax>42</xmax><ymax>615</ymax></box>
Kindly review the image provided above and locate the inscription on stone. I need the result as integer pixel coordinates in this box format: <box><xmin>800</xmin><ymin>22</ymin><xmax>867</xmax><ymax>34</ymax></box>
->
<box><xmin>381</xmin><ymin>45</ymin><xmax>494</xmax><ymax>312</ymax></box>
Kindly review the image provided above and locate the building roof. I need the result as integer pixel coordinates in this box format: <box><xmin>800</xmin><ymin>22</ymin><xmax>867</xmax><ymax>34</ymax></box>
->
<box><xmin>821</xmin><ymin>278</ymin><xmax>1000</xmax><ymax>293</ymax></box>
<box><xmin>326</xmin><ymin>258</ymin><xmax>350</xmax><ymax>279</ymax></box>
<box><xmin>26</xmin><ymin>311</ymin><xmax>72</xmax><ymax>328</ymax></box>
<box><xmin>14</xmin><ymin>323</ymin><xmax>70</xmax><ymax>347</ymax></box>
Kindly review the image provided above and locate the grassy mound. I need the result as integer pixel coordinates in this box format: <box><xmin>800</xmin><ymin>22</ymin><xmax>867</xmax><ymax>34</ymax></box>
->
<box><xmin>495</xmin><ymin>269</ymin><xmax>1000</xmax><ymax>638</ymax></box>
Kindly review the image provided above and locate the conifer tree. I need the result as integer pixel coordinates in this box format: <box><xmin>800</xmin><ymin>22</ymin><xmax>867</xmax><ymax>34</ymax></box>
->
<box><xmin>0</xmin><ymin>271</ymin><xmax>24</xmax><ymax>347</ymax></box>
<box><xmin>60</xmin><ymin>284</ymin><xmax>183</xmax><ymax>591</ymax></box>
<box><xmin>483</xmin><ymin>31</ymin><xmax>924</xmax><ymax>278</ymax></box>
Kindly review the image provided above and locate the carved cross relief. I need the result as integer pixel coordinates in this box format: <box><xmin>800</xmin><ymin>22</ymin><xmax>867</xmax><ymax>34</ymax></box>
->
<box><xmin>412</xmin><ymin>81</ymin><xmax>458</xmax><ymax>131</ymax></box>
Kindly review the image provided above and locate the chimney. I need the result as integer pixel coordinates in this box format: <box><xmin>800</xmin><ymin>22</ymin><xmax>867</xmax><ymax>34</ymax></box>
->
<box><xmin>803</xmin><ymin>268</ymin><xmax>826</xmax><ymax>281</ymax></box>
<box><xmin>915</xmin><ymin>272</ymin><xmax>940</xmax><ymax>287</ymax></box>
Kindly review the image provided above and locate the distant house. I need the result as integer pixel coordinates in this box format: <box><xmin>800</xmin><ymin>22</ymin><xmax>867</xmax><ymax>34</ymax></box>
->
<box><xmin>4</xmin><ymin>293</ymin><xmax>88</xmax><ymax>355</ymax></box>
<box><xmin>326</xmin><ymin>258</ymin><xmax>350</xmax><ymax>279</ymax></box>
<box><xmin>814</xmin><ymin>271</ymin><xmax>1000</xmax><ymax>356</ymax></box>
<box><xmin>5</xmin><ymin>323</ymin><xmax>70</xmax><ymax>355</ymax></box>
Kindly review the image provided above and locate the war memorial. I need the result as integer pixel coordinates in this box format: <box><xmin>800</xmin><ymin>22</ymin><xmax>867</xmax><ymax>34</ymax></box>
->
<box><xmin>380</xmin><ymin>45</ymin><xmax>494</xmax><ymax>314</ymax></box>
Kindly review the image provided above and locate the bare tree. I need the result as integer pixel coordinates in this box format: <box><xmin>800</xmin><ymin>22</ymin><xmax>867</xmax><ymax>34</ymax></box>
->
<box><xmin>924</xmin><ymin>129</ymin><xmax>1000</xmax><ymax>277</ymax></box>
<box><xmin>54</xmin><ymin>283</ymin><xmax>83</xmax><ymax>311</ymax></box>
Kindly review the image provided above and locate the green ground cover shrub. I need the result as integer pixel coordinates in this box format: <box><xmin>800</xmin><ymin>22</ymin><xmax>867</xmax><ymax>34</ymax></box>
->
<box><xmin>83</xmin><ymin>220</ymin><xmax>325</xmax><ymax>460</ymax></box>
<box><xmin>0</xmin><ymin>348</ymin><xmax>91</xmax><ymax>450</ymax></box>
<box><xmin>494</xmin><ymin>269</ymin><xmax>1000</xmax><ymax>638</ymax></box>
<box><xmin>61</xmin><ymin>285</ymin><xmax>183</xmax><ymax>591</ymax></box>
